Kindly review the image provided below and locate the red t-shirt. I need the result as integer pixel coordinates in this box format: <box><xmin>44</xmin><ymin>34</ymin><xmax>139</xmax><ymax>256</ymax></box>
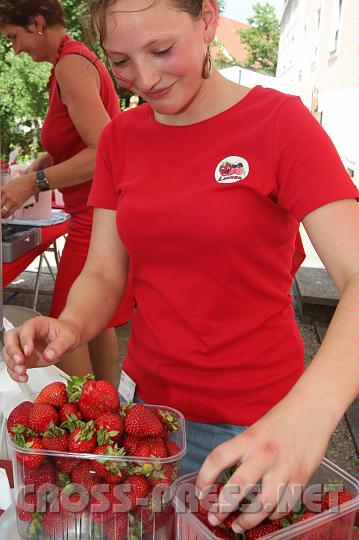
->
<box><xmin>88</xmin><ymin>86</ymin><xmax>358</xmax><ymax>425</ymax></box>
<box><xmin>41</xmin><ymin>40</ymin><xmax>120</xmax><ymax>214</ymax></box>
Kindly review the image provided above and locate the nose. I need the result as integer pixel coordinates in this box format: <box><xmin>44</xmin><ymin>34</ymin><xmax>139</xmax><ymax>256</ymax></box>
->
<box><xmin>132</xmin><ymin>59</ymin><xmax>161</xmax><ymax>93</ymax></box>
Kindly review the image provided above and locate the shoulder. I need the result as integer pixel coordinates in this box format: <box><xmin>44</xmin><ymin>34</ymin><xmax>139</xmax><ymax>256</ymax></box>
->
<box><xmin>108</xmin><ymin>103</ymin><xmax>151</xmax><ymax>132</ymax></box>
<box><xmin>250</xmin><ymin>85</ymin><xmax>301</xmax><ymax>113</ymax></box>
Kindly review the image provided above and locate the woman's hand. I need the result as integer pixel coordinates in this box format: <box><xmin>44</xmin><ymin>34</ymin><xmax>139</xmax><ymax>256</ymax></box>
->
<box><xmin>26</xmin><ymin>153</ymin><xmax>53</xmax><ymax>173</ymax></box>
<box><xmin>1</xmin><ymin>173</ymin><xmax>37</xmax><ymax>217</ymax></box>
<box><xmin>4</xmin><ymin>317</ymin><xmax>81</xmax><ymax>383</ymax></box>
<box><xmin>195</xmin><ymin>395</ymin><xmax>334</xmax><ymax>533</ymax></box>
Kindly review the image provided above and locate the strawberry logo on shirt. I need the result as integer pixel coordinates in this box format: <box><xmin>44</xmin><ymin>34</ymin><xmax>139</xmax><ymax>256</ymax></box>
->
<box><xmin>215</xmin><ymin>156</ymin><xmax>249</xmax><ymax>184</ymax></box>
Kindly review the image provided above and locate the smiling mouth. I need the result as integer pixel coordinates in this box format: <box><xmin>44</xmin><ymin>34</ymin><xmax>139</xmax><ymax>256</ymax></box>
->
<box><xmin>143</xmin><ymin>82</ymin><xmax>175</xmax><ymax>98</ymax></box>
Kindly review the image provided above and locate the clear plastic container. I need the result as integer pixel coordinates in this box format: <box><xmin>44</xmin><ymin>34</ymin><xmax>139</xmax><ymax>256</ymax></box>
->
<box><xmin>172</xmin><ymin>458</ymin><xmax>359</xmax><ymax>539</ymax></box>
<box><xmin>8</xmin><ymin>403</ymin><xmax>186</xmax><ymax>540</ymax></box>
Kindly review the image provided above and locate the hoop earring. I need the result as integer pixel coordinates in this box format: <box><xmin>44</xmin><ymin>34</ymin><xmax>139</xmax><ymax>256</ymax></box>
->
<box><xmin>202</xmin><ymin>43</ymin><xmax>212</xmax><ymax>80</ymax></box>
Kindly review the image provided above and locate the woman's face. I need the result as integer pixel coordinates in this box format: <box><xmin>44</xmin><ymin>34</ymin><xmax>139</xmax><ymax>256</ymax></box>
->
<box><xmin>1</xmin><ymin>23</ymin><xmax>46</xmax><ymax>61</ymax></box>
<box><xmin>102</xmin><ymin>0</ymin><xmax>216</xmax><ymax>115</ymax></box>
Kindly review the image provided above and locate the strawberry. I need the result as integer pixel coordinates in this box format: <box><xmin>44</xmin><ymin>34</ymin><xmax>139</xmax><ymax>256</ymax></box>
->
<box><xmin>67</xmin><ymin>374</ymin><xmax>120</xmax><ymax>420</ymax></box>
<box><xmin>123</xmin><ymin>436</ymin><xmax>140</xmax><ymax>455</ymax></box>
<box><xmin>154</xmin><ymin>408</ymin><xmax>181</xmax><ymax>434</ymax></box>
<box><xmin>124</xmin><ymin>474</ymin><xmax>150</xmax><ymax>509</ymax></box>
<box><xmin>147</xmin><ymin>463</ymin><xmax>174</xmax><ymax>488</ymax></box>
<box><xmin>137</xmin><ymin>504</ymin><xmax>173</xmax><ymax>534</ymax></box>
<box><xmin>35</xmin><ymin>382</ymin><xmax>68</xmax><ymax>408</ymax></box>
<box><xmin>294</xmin><ymin>512</ymin><xmax>322</xmax><ymax>540</ymax></box>
<box><xmin>59</xmin><ymin>402</ymin><xmax>82</xmax><ymax>424</ymax></box>
<box><xmin>42</xmin><ymin>426</ymin><xmax>69</xmax><ymax>451</ymax></box>
<box><xmin>135</xmin><ymin>437</ymin><xmax>168</xmax><ymax>458</ymax></box>
<box><xmin>58</xmin><ymin>484</ymin><xmax>89</xmax><ymax>516</ymax></box>
<box><xmin>124</xmin><ymin>404</ymin><xmax>163</xmax><ymax>438</ymax></box>
<box><xmin>197</xmin><ymin>482</ymin><xmax>224</xmax><ymax>517</ymax></box>
<box><xmin>68</xmin><ymin>421</ymin><xmax>97</xmax><ymax>453</ymax></box>
<box><xmin>246</xmin><ymin>521</ymin><xmax>281</xmax><ymax>538</ymax></box>
<box><xmin>7</xmin><ymin>401</ymin><xmax>33</xmax><ymax>434</ymax></box>
<box><xmin>219</xmin><ymin>163</ymin><xmax>231</xmax><ymax>176</ymax></box>
<box><xmin>165</xmin><ymin>439</ymin><xmax>181</xmax><ymax>456</ymax></box>
<box><xmin>55</xmin><ymin>456</ymin><xmax>80</xmax><ymax>474</ymax></box>
<box><xmin>223</xmin><ymin>511</ymin><xmax>241</xmax><ymax>530</ymax></box>
<box><xmin>93</xmin><ymin>444</ymin><xmax>128</xmax><ymax>484</ymax></box>
<box><xmin>16</xmin><ymin>492</ymin><xmax>38</xmax><ymax>521</ymax></box>
<box><xmin>16</xmin><ymin>435</ymin><xmax>45</xmax><ymax>469</ymax></box>
<box><xmin>28</xmin><ymin>403</ymin><xmax>58</xmax><ymax>434</ymax></box>
<box><xmin>95</xmin><ymin>412</ymin><xmax>124</xmax><ymax>444</ymax></box>
<box><xmin>42</xmin><ymin>510</ymin><xmax>67</xmax><ymax>537</ymax></box>
<box><xmin>103</xmin><ymin>513</ymin><xmax>129</xmax><ymax>540</ymax></box>
<box><xmin>321</xmin><ymin>488</ymin><xmax>353</xmax><ymax>511</ymax></box>
<box><xmin>24</xmin><ymin>461</ymin><xmax>57</xmax><ymax>489</ymax></box>
<box><xmin>71</xmin><ymin>461</ymin><xmax>101</xmax><ymax>494</ymax></box>
<box><xmin>90</xmin><ymin>486</ymin><xmax>121</xmax><ymax>522</ymax></box>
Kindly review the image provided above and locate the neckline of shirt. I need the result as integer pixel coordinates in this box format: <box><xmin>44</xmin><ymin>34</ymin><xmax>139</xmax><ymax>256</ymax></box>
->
<box><xmin>146</xmin><ymin>84</ymin><xmax>262</xmax><ymax>130</ymax></box>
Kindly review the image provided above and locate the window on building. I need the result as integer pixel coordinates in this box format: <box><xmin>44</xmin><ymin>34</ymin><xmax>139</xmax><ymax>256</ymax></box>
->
<box><xmin>329</xmin><ymin>0</ymin><xmax>342</xmax><ymax>55</ymax></box>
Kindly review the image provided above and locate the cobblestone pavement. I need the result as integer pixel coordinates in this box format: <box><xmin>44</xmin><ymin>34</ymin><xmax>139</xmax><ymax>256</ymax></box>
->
<box><xmin>4</xmin><ymin>270</ymin><xmax>358</xmax><ymax>479</ymax></box>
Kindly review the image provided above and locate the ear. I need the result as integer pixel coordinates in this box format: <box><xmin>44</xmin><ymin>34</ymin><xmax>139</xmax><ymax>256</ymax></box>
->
<box><xmin>201</xmin><ymin>0</ymin><xmax>219</xmax><ymax>42</ymax></box>
<box><xmin>27</xmin><ymin>14</ymin><xmax>47</xmax><ymax>34</ymax></box>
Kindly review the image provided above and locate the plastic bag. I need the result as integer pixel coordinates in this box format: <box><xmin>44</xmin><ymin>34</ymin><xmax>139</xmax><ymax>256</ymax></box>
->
<box><xmin>0</xmin><ymin>363</ymin><xmax>67</xmax><ymax>459</ymax></box>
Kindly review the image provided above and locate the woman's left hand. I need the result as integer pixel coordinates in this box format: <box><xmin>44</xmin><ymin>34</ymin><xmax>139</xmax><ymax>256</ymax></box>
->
<box><xmin>195</xmin><ymin>394</ymin><xmax>335</xmax><ymax>533</ymax></box>
<box><xmin>1</xmin><ymin>173</ymin><xmax>37</xmax><ymax>218</ymax></box>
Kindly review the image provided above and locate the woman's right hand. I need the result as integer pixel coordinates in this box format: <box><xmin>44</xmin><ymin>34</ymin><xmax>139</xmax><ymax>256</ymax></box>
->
<box><xmin>3</xmin><ymin>317</ymin><xmax>81</xmax><ymax>382</ymax></box>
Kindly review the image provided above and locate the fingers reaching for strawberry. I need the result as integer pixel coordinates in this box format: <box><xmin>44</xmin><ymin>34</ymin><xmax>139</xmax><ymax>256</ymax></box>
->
<box><xmin>195</xmin><ymin>392</ymin><xmax>337</xmax><ymax>533</ymax></box>
<box><xmin>4</xmin><ymin>316</ymin><xmax>81</xmax><ymax>382</ymax></box>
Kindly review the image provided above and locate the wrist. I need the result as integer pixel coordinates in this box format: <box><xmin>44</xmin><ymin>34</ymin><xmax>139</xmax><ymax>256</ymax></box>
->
<box><xmin>35</xmin><ymin>169</ymin><xmax>51</xmax><ymax>192</ymax></box>
<box><xmin>29</xmin><ymin>172</ymin><xmax>39</xmax><ymax>196</ymax></box>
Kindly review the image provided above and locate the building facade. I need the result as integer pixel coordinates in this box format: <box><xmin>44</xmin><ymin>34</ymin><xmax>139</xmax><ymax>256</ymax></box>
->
<box><xmin>276</xmin><ymin>0</ymin><xmax>357</xmax><ymax>179</ymax></box>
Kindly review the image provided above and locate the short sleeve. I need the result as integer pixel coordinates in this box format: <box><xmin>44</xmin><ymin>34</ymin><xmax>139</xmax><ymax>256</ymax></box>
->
<box><xmin>274</xmin><ymin>97</ymin><xmax>358</xmax><ymax>221</ymax></box>
<box><xmin>87</xmin><ymin>122</ymin><xmax>119</xmax><ymax>210</ymax></box>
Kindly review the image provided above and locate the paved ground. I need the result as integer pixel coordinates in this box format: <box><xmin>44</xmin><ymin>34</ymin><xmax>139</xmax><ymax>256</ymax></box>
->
<box><xmin>3</xmin><ymin>263</ymin><xmax>358</xmax><ymax>480</ymax></box>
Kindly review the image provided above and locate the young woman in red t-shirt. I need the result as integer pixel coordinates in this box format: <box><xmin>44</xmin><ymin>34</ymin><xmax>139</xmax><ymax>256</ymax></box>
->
<box><xmin>0</xmin><ymin>0</ymin><xmax>133</xmax><ymax>381</ymax></box>
<box><xmin>3</xmin><ymin>0</ymin><xmax>359</xmax><ymax>534</ymax></box>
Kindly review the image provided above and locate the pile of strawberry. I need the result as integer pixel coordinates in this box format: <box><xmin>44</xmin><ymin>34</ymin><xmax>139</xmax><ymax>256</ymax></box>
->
<box><xmin>7</xmin><ymin>374</ymin><xmax>183</xmax><ymax>539</ymax></box>
<box><xmin>193</xmin><ymin>477</ymin><xmax>354</xmax><ymax>539</ymax></box>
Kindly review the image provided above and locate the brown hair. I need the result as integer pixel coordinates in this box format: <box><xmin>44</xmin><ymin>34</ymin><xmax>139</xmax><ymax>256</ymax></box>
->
<box><xmin>0</xmin><ymin>0</ymin><xmax>66</xmax><ymax>29</ymax></box>
<box><xmin>87</xmin><ymin>0</ymin><xmax>203</xmax><ymax>49</ymax></box>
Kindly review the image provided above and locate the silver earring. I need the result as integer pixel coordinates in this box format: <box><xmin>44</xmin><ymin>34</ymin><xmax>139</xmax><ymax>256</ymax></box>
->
<box><xmin>38</xmin><ymin>31</ymin><xmax>43</xmax><ymax>35</ymax></box>
<box><xmin>202</xmin><ymin>43</ymin><xmax>212</xmax><ymax>79</ymax></box>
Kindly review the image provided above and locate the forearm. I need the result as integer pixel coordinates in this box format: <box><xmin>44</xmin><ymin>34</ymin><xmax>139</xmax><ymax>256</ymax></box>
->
<box><xmin>285</xmin><ymin>273</ymin><xmax>359</xmax><ymax>429</ymax></box>
<box><xmin>59</xmin><ymin>263</ymin><xmax>129</xmax><ymax>345</ymax></box>
<box><xmin>43</xmin><ymin>148</ymin><xmax>97</xmax><ymax>189</ymax></box>
<box><xmin>25</xmin><ymin>148</ymin><xmax>97</xmax><ymax>195</ymax></box>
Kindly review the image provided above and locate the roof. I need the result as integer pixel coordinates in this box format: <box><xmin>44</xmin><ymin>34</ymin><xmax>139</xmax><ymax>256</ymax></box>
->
<box><xmin>215</xmin><ymin>16</ymin><xmax>250</xmax><ymax>64</ymax></box>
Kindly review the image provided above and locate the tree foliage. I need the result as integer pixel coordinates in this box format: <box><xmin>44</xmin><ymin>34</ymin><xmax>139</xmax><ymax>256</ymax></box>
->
<box><xmin>237</xmin><ymin>2</ymin><xmax>280</xmax><ymax>75</ymax></box>
<box><xmin>0</xmin><ymin>0</ymin><xmax>88</xmax><ymax>159</ymax></box>
<box><xmin>213</xmin><ymin>39</ymin><xmax>237</xmax><ymax>70</ymax></box>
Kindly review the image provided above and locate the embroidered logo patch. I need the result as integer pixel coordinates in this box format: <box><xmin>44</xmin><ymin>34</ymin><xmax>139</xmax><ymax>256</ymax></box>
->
<box><xmin>215</xmin><ymin>156</ymin><xmax>249</xmax><ymax>184</ymax></box>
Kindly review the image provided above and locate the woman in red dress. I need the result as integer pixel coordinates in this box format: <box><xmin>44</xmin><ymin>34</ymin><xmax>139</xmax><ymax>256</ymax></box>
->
<box><xmin>0</xmin><ymin>0</ymin><xmax>133</xmax><ymax>381</ymax></box>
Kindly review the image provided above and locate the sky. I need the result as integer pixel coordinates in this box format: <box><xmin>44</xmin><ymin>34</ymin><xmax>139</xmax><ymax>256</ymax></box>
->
<box><xmin>222</xmin><ymin>0</ymin><xmax>284</xmax><ymax>23</ymax></box>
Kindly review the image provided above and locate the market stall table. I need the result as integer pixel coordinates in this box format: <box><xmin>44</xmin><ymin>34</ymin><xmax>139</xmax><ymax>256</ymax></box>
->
<box><xmin>2</xmin><ymin>220</ymin><xmax>68</xmax><ymax>287</ymax></box>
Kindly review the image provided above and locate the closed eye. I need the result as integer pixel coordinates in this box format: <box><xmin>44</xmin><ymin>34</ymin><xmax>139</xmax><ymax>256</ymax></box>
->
<box><xmin>112</xmin><ymin>59</ymin><xmax>128</xmax><ymax>67</ymax></box>
<box><xmin>154</xmin><ymin>45</ymin><xmax>173</xmax><ymax>57</ymax></box>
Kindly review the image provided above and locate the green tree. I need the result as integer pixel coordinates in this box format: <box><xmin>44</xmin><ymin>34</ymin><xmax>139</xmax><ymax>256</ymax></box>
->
<box><xmin>237</xmin><ymin>2</ymin><xmax>280</xmax><ymax>75</ymax></box>
<box><xmin>213</xmin><ymin>38</ymin><xmax>237</xmax><ymax>70</ymax></box>
<box><xmin>218</xmin><ymin>0</ymin><xmax>226</xmax><ymax>12</ymax></box>
<box><xmin>0</xmin><ymin>0</ymin><xmax>88</xmax><ymax>160</ymax></box>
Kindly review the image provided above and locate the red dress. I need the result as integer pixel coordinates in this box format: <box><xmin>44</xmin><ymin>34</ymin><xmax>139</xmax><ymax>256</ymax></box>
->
<box><xmin>41</xmin><ymin>39</ymin><xmax>133</xmax><ymax>326</ymax></box>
